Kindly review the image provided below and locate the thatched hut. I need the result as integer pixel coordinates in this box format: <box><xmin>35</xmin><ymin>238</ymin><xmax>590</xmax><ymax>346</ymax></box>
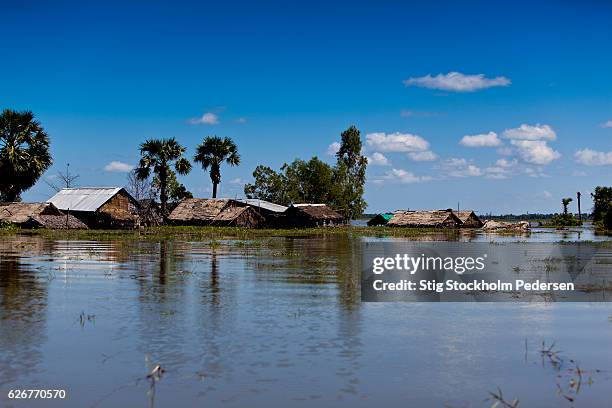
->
<box><xmin>168</xmin><ymin>198</ymin><xmax>266</xmax><ymax>227</ymax></box>
<box><xmin>0</xmin><ymin>202</ymin><xmax>88</xmax><ymax>229</ymax></box>
<box><xmin>444</xmin><ymin>210</ymin><xmax>484</xmax><ymax>228</ymax></box>
<box><xmin>210</xmin><ymin>205</ymin><xmax>265</xmax><ymax>227</ymax></box>
<box><xmin>48</xmin><ymin>187</ymin><xmax>140</xmax><ymax>228</ymax></box>
<box><xmin>283</xmin><ymin>204</ymin><xmax>344</xmax><ymax>227</ymax></box>
<box><xmin>387</xmin><ymin>210</ymin><xmax>461</xmax><ymax>228</ymax></box>
<box><xmin>367</xmin><ymin>213</ymin><xmax>394</xmax><ymax>226</ymax></box>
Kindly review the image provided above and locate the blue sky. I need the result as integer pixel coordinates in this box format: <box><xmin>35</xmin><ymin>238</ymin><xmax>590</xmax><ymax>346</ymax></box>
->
<box><xmin>2</xmin><ymin>0</ymin><xmax>612</xmax><ymax>214</ymax></box>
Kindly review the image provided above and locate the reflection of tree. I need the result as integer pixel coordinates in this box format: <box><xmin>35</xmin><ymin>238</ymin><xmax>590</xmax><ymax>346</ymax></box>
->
<box><xmin>135</xmin><ymin>240</ymin><xmax>189</xmax><ymax>370</ymax></box>
<box><xmin>0</xmin><ymin>253</ymin><xmax>49</xmax><ymax>387</ymax></box>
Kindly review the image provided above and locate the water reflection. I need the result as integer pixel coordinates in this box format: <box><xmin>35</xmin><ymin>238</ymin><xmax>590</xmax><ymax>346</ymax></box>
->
<box><xmin>0</xmin><ymin>250</ymin><xmax>49</xmax><ymax>387</ymax></box>
<box><xmin>0</xmin><ymin>232</ymin><xmax>611</xmax><ymax>407</ymax></box>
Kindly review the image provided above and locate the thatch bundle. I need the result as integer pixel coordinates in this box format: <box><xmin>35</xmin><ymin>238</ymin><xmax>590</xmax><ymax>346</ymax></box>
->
<box><xmin>482</xmin><ymin>220</ymin><xmax>530</xmax><ymax>231</ymax></box>
<box><xmin>387</xmin><ymin>210</ymin><xmax>461</xmax><ymax>228</ymax></box>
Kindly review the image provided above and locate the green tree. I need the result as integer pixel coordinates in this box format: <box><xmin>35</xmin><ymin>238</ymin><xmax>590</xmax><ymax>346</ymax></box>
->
<box><xmin>0</xmin><ymin>110</ymin><xmax>52</xmax><ymax>201</ymax></box>
<box><xmin>194</xmin><ymin>136</ymin><xmax>240</xmax><ymax>198</ymax></box>
<box><xmin>244</xmin><ymin>157</ymin><xmax>336</xmax><ymax>206</ymax></box>
<box><xmin>591</xmin><ymin>186</ymin><xmax>612</xmax><ymax>222</ymax></box>
<box><xmin>561</xmin><ymin>197</ymin><xmax>573</xmax><ymax>215</ymax></box>
<box><xmin>244</xmin><ymin>165</ymin><xmax>286</xmax><ymax>203</ymax></box>
<box><xmin>135</xmin><ymin>138</ymin><xmax>192</xmax><ymax>217</ymax></box>
<box><xmin>603</xmin><ymin>205</ymin><xmax>612</xmax><ymax>230</ymax></box>
<box><xmin>333</xmin><ymin>125</ymin><xmax>367</xmax><ymax>220</ymax></box>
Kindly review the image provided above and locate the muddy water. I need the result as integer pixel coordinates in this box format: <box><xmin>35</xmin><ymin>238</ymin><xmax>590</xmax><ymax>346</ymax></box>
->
<box><xmin>1</xmin><ymin>232</ymin><xmax>612</xmax><ymax>407</ymax></box>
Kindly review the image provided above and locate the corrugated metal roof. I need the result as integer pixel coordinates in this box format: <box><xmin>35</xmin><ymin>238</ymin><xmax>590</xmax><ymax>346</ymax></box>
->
<box><xmin>47</xmin><ymin>187</ymin><xmax>124</xmax><ymax>212</ymax></box>
<box><xmin>235</xmin><ymin>199</ymin><xmax>287</xmax><ymax>213</ymax></box>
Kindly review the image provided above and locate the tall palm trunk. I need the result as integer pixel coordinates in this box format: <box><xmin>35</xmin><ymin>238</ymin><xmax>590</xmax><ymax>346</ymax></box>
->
<box><xmin>211</xmin><ymin>164</ymin><xmax>221</xmax><ymax>199</ymax></box>
<box><xmin>160</xmin><ymin>166</ymin><xmax>168</xmax><ymax>217</ymax></box>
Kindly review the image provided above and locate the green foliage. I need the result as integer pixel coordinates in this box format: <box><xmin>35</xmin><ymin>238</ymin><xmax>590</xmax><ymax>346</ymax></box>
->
<box><xmin>549</xmin><ymin>213</ymin><xmax>582</xmax><ymax>227</ymax></box>
<box><xmin>603</xmin><ymin>207</ymin><xmax>612</xmax><ymax>230</ymax></box>
<box><xmin>135</xmin><ymin>138</ymin><xmax>192</xmax><ymax>216</ymax></box>
<box><xmin>592</xmin><ymin>186</ymin><xmax>612</xmax><ymax>222</ymax></box>
<box><xmin>0</xmin><ymin>109</ymin><xmax>52</xmax><ymax>201</ymax></box>
<box><xmin>245</xmin><ymin>157</ymin><xmax>337</xmax><ymax>205</ymax></box>
<box><xmin>194</xmin><ymin>136</ymin><xmax>240</xmax><ymax>198</ymax></box>
<box><xmin>244</xmin><ymin>125</ymin><xmax>367</xmax><ymax>220</ymax></box>
<box><xmin>561</xmin><ymin>197</ymin><xmax>573</xmax><ymax>215</ymax></box>
<box><xmin>333</xmin><ymin>126</ymin><xmax>367</xmax><ymax>220</ymax></box>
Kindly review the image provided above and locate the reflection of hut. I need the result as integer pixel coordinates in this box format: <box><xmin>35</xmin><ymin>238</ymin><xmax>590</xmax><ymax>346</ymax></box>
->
<box><xmin>168</xmin><ymin>198</ymin><xmax>266</xmax><ymax>227</ymax></box>
<box><xmin>367</xmin><ymin>213</ymin><xmax>394</xmax><ymax>226</ymax></box>
<box><xmin>387</xmin><ymin>210</ymin><xmax>461</xmax><ymax>228</ymax></box>
<box><xmin>0</xmin><ymin>202</ymin><xmax>87</xmax><ymax>229</ymax></box>
<box><xmin>48</xmin><ymin>187</ymin><xmax>140</xmax><ymax>228</ymax></box>
<box><xmin>283</xmin><ymin>204</ymin><xmax>344</xmax><ymax>227</ymax></box>
<box><xmin>445</xmin><ymin>210</ymin><xmax>484</xmax><ymax>228</ymax></box>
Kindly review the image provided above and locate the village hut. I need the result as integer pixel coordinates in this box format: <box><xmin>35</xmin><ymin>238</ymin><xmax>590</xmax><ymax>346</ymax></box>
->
<box><xmin>367</xmin><ymin>213</ymin><xmax>394</xmax><ymax>226</ymax></box>
<box><xmin>283</xmin><ymin>204</ymin><xmax>344</xmax><ymax>227</ymax></box>
<box><xmin>210</xmin><ymin>205</ymin><xmax>265</xmax><ymax>227</ymax></box>
<box><xmin>168</xmin><ymin>198</ymin><xmax>266</xmax><ymax>227</ymax></box>
<box><xmin>47</xmin><ymin>187</ymin><xmax>140</xmax><ymax>228</ymax></box>
<box><xmin>234</xmin><ymin>198</ymin><xmax>288</xmax><ymax>226</ymax></box>
<box><xmin>387</xmin><ymin>210</ymin><xmax>461</xmax><ymax>228</ymax></box>
<box><xmin>0</xmin><ymin>202</ymin><xmax>88</xmax><ymax>229</ymax></box>
<box><xmin>443</xmin><ymin>209</ymin><xmax>484</xmax><ymax>228</ymax></box>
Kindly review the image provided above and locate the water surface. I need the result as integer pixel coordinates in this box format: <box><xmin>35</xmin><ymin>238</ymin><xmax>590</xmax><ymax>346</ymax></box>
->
<box><xmin>1</xmin><ymin>231</ymin><xmax>612</xmax><ymax>407</ymax></box>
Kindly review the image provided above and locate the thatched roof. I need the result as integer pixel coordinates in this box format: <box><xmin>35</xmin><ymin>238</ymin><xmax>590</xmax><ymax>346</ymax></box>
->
<box><xmin>0</xmin><ymin>202</ymin><xmax>88</xmax><ymax>229</ymax></box>
<box><xmin>444</xmin><ymin>210</ymin><xmax>484</xmax><ymax>227</ymax></box>
<box><xmin>387</xmin><ymin>210</ymin><xmax>461</xmax><ymax>227</ymax></box>
<box><xmin>168</xmin><ymin>198</ymin><xmax>230</xmax><ymax>222</ymax></box>
<box><xmin>289</xmin><ymin>204</ymin><xmax>344</xmax><ymax>221</ymax></box>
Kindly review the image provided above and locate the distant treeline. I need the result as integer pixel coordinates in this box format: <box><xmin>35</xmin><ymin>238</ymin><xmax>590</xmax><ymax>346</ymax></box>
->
<box><xmin>484</xmin><ymin>213</ymin><xmax>592</xmax><ymax>221</ymax></box>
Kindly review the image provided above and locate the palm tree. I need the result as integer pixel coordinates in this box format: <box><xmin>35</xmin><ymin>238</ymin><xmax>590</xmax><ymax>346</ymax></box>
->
<box><xmin>194</xmin><ymin>136</ymin><xmax>240</xmax><ymax>198</ymax></box>
<box><xmin>135</xmin><ymin>138</ymin><xmax>191</xmax><ymax>217</ymax></box>
<box><xmin>0</xmin><ymin>109</ymin><xmax>52</xmax><ymax>201</ymax></box>
<box><xmin>562</xmin><ymin>197</ymin><xmax>573</xmax><ymax>215</ymax></box>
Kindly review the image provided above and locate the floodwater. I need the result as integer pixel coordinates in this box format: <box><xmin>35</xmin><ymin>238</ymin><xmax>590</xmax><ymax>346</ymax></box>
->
<box><xmin>1</xmin><ymin>230</ymin><xmax>612</xmax><ymax>407</ymax></box>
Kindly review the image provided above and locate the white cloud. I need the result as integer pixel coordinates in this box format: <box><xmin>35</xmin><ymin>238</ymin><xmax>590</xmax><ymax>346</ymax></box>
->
<box><xmin>502</xmin><ymin>124</ymin><xmax>556</xmax><ymax>141</ymax></box>
<box><xmin>104</xmin><ymin>161</ymin><xmax>134</xmax><ymax>173</ymax></box>
<box><xmin>460</xmin><ymin>131</ymin><xmax>502</xmax><ymax>147</ymax></box>
<box><xmin>190</xmin><ymin>112</ymin><xmax>219</xmax><ymax>125</ymax></box>
<box><xmin>327</xmin><ymin>142</ymin><xmax>341</xmax><ymax>156</ymax></box>
<box><xmin>408</xmin><ymin>151</ymin><xmax>438</xmax><ymax>161</ymax></box>
<box><xmin>511</xmin><ymin>140</ymin><xmax>560</xmax><ymax>165</ymax></box>
<box><xmin>440</xmin><ymin>158</ymin><xmax>483</xmax><ymax>177</ymax></box>
<box><xmin>235</xmin><ymin>117</ymin><xmax>247</xmax><ymax>124</ymax></box>
<box><xmin>366</xmin><ymin>132</ymin><xmax>429</xmax><ymax>153</ymax></box>
<box><xmin>229</xmin><ymin>178</ymin><xmax>246</xmax><ymax>184</ymax></box>
<box><xmin>366</xmin><ymin>152</ymin><xmax>391</xmax><ymax>166</ymax></box>
<box><xmin>382</xmin><ymin>168</ymin><xmax>431</xmax><ymax>184</ymax></box>
<box><xmin>495</xmin><ymin>158</ymin><xmax>518</xmax><ymax>168</ymax></box>
<box><xmin>403</xmin><ymin>72</ymin><xmax>511</xmax><ymax>92</ymax></box>
<box><xmin>600</xmin><ymin>120</ymin><xmax>612</xmax><ymax>128</ymax></box>
<box><xmin>575</xmin><ymin>148</ymin><xmax>612</xmax><ymax>166</ymax></box>
<box><xmin>542</xmin><ymin>190</ymin><xmax>553</xmax><ymax>199</ymax></box>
